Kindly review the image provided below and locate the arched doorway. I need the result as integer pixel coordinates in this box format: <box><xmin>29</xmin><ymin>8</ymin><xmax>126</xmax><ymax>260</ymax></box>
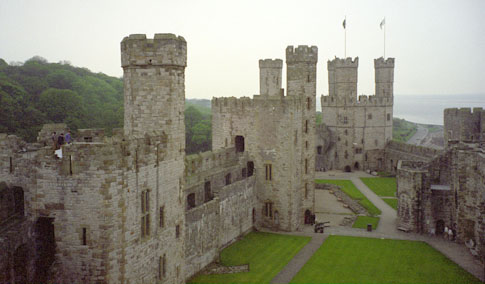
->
<box><xmin>436</xmin><ymin>220</ymin><xmax>445</xmax><ymax>235</ymax></box>
<box><xmin>344</xmin><ymin>165</ymin><xmax>351</xmax><ymax>172</ymax></box>
<box><xmin>14</xmin><ymin>244</ymin><xmax>28</xmax><ymax>283</ymax></box>
<box><xmin>304</xmin><ymin>209</ymin><xmax>311</xmax><ymax>224</ymax></box>
<box><xmin>354</xmin><ymin>162</ymin><xmax>360</xmax><ymax>170</ymax></box>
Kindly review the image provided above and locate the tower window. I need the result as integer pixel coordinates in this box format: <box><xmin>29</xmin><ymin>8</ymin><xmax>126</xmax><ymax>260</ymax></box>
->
<box><xmin>343</xmin><ymin>116</ymin><xmax>348</xmax><ymax>124</ymax></box>
<box><xmin>176</xmin><ymin>224</ymin><xmax>180</xmax><ymax>238</ymax></box>
<box><xmin>204</xmin><ymin>181</ymin><xmax>212</xmax><ymax>202</ymax></box>
<box><xmin>368</xmin><ymin>113</ymin><xmax>372</xmax><ymax>119</ymax></box>
<box><xmin>264</xmin><ymin>201</ymin><xmax>273</xmax><ymax>217</ymax></box>
<box><xmin>225</xmin><ymin>173</ymin><xmax>232</xmax><ymax>185</ymax></box>
<box><xmin>305</xmin><ymin>159</ymin><xmax>308</xmax><ymax>174</ymax></box>
<box><xmin>387</xmin><ymin>113</ymin><xmax>391</xmax><ymax>121</ymax></box>
<box><xmin>265</xmin><ymin>164</ymin><xmax>272</xmax><ymax>181</ymax></box>
<box><xmin>159</xmin><ymin>206</ymin><xmax>165</xmax><ymax>228</ymax></box>
<box><xmin>141</xmin><ymin>190</ymin><xmax>150</xmax><ymax>238</ymax></box>
<box><xmin>82</xmin><ymin>228</ymin><xmax>87</xmax><ymax>245</ymax></box>
<box><xmin>305</xmin><ymin>120</ymin><xmax>309</xmax><ymax>133</ymax></box>
<box><xmin>307</xmin><ymin>97</ymin><xmax>311</xmax><ymax>110</ymax></box>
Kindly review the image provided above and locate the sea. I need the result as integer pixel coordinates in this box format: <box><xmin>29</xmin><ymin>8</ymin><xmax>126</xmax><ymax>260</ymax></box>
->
<box><xmin>393</xmin><ymin>94</ymin><xmax>485</xmax><ymax>125</ymax></box>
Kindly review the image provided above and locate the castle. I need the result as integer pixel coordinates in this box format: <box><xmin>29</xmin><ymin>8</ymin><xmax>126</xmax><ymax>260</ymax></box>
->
<box><xmin>0</xmin><ymin>33</ymin><xmax>483</xmax><ymax>283</ymax></box>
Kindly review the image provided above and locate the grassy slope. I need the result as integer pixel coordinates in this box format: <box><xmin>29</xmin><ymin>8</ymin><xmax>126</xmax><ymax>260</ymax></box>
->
<box><xmin>315</xmin><ymin>179</ymin><xmax>381</xmax><ymax>216</ymax></box>
<box><xmin>291</xmin><ymin>236</ymin><xmax>481</xmax><ymax>284</ymax></box>
<box><xmin>360</xmin><ymin>177</ymin><xmax>397</xmax><ymax>197</ymax></box>
<box><xmin>393</xmin><ymin>118</ymin><xmax>417</xmax><ymax>142</ymax></box>
<box><xmin>188</xmin><ymin>232</ymin><xmax>310</xmax><ymax>284</ymax></box>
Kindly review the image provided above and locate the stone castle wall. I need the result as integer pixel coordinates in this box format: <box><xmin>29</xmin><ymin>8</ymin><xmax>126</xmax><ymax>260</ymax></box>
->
<box><xmin>444</xmin><ymin>107</ymin><xmax>484</xmax><ymax>147</ymax></box>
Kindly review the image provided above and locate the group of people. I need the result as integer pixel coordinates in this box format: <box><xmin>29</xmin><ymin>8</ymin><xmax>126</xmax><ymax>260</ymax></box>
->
<box><xmin>51</xmin><ymin>131</ymin><xmax>71</xmax><ymax>150</ymax></box>
<box><xmin>444</xmin><ymin>225</ymin><xmax>456</xmax><ymax>241</ymax></box>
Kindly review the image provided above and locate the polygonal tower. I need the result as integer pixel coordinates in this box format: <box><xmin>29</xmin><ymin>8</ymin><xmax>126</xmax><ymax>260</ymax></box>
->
<box><xmin>286</xmin><ymin>45</ymin><xmax>317</xmax><ymax>225</ymax></box>
<box><xmin>374</xmin><ymin>57</ymin><xmax>394</xmax><ymax>97</ymax></box>
<box><xmin>259</xmin><ymin>59</ymin><xmax>283</xmax><ymax>96</ymax></box>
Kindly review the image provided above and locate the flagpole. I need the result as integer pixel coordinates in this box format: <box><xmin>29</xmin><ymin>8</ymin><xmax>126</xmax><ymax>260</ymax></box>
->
<box><xmin>342</xmin><ymin>16</ymin><xmax>347</xmax><ymax>58</ymax></box>
<box><xmin>383</xmin><ymin>17</ymin><xmax>386</xmax><ymax>59</ymax></box>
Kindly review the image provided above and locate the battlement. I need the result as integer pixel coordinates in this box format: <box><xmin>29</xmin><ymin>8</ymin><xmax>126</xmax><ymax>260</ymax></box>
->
<box><xmin>185</xmin><ymin>147</ymin><xmax>242</xmax><ymax>178</ymax></box>
<box><xmin>259</xmin><ymin>59</ymin><xmax>283</xmax><ymax>68</ymax></box>
<box><xmin>120</xmin><ymin>33</ymin><xmax>187</xmax><ymax>67</ymax></box>
<box><xmin>444</xmin><ymin>107</ymin><xmax>484</xmax><ymax>116</ymax></box>
<box><xmin>327</xmin><ymin>57</ymin><xmax>359</xmax><ymax>69</ymax></box>
<box><xmin>286</xmin><ymin>45</ymin><xmax>318</xmax><ymax>63</ymax></box>
<box><xmin>374</xmin><ymin>57</ymin><xmax>395</xmax><ymax>68</ymax></box>
<box><xmin>212</xmin><ymin>95</ymin><xmax>302</xmax><ymax>114</ymax></box>
<box><xmin>321</xmin><ymin>94</ymin><xmax>393</xmax><ymax>107</ymax></box>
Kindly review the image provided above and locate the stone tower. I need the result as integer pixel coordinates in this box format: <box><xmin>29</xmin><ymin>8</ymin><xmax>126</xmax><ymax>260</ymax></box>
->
<box><xmin>120</xmin><ymin>33</ymin><xmax>187</xmax><ymax>283</ymax></box>
<box><xmin>375</xmin><ymin>57</ymin><xmax>394</xmax><ymax>97</ymax></box>
<box><xmin>327</xmin><ymin>57</ymin><xmax>359</xmax><ymax>99</ymax></box>
<box><xmin>286</xmin><ymin>46</ymin><xmax>317</xmax><ymax>221</ymax></box>
<box><xmin>259</xmin><ymin>59</ymin><xmax>283</xmax><ymax>96</ymax></box>
<box><xmin>320</xmin><ymin>57</ymin><xmax>394</xmax><ymax>171</ymax></box>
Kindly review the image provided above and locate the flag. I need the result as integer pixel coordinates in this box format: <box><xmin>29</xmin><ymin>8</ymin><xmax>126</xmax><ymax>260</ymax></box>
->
<box><xmin>343</xmin><ymin>19</ymin><xmax>346</xmax><ymax>29</ymax></box>
<box><xmin>380</xmin><ymin>18</ymin><xmax>385</xmax><ymax>29</ymax></box>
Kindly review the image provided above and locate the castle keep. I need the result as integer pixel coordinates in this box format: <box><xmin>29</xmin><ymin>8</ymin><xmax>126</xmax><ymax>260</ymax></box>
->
<box><xmin>317</xmin><ymin>57</ymin><xmax>394</xmax><ymax>172</ymax></box>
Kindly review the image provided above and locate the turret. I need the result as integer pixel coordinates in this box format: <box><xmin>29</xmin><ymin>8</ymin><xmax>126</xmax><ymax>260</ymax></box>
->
<box><xmin>374</xmin><ymin>57</ymin><xmax>394</xmax><ymax>97</ymax></box>
<box><xmin>286</xmin><ymin>45</ymin><xmax>318</xmax><ymax>97</ymax></box>
<box><xmin>121</xmin><ymin>34</ymin><xmax>187</xmax><ymax>139</ymax></box>
<box><xmin>327</xmin><ymin>57</ymin><xmax>358</xmax><ymax>99</ymax></box>
<box><xmin>259</xmin><ymin>59</ymin><xmax>283</xmax><ymax>96</ymax></box>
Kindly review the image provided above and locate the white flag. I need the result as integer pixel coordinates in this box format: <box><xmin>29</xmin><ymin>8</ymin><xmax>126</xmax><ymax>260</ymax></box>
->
<box><xmin>380</xmin><ymin>18</ymin><xmax>386</xmax><ymax>29</ymax></box>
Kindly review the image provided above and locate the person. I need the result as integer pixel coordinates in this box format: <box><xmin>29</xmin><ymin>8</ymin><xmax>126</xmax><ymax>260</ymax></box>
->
<box><xmin>58</xmin><ymin>133</ymin><xmax>65</xmax><ymax>147</ymax></box>
<box><xmin>65</xmin><ymin>131</ymin><xmax>71</xmax><ymax>144</ymax></box>
<box><xmin>51</xmin><ymin>132</ymin><xmax>57</xmax><ymax>150</ymax></box>
<box><xmin>444</xmin><ymin>226</ymin><xmax>449</xmax><ymax>240</ymax></box>
<box><xmin>448</xmin><ymin>227</ymin><xmax>454</xmax><ymax>241</ymax></box>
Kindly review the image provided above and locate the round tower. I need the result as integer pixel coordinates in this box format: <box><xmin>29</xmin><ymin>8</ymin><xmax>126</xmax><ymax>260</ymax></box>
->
<box><xmin>374</xmin><ymin>57</ymin><xmax>394</xmax><ymax>97</ymax></box>
<box><xmin>259</xmin><ymin>59</ymin><xmax>283</xmax><ymax>96</ymax></box>
<box><xmin>121</xmin><ymin>33</ymin><xmax>187</xmax><ymax>145</ymax></box>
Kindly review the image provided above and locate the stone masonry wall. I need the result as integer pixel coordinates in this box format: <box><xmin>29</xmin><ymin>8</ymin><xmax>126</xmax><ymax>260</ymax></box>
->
<box><xmin>444</xmin><ymin>107</ymin><xmax>484</xmax><ymax>147</ymax></box>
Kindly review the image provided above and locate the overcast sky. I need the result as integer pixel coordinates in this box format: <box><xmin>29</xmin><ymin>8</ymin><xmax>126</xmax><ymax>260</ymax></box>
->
<box><xmin>1</xmin><ymin>0</ymin><xmax>484</xmax><ymax>99</ymax></box>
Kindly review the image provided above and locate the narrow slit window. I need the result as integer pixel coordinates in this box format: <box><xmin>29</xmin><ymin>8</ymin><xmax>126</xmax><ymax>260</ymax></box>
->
<box><xmin>265</xmin><ymin>164</ymin><xmax>272</xmax><ymax>181</ymax></box>
<box><xmin>82</xmin><ymin>228</ymin><xmax>87</xmax><ymax>245</ymax></box>
<box><xmin>9</xmin><ymin>157</ymin><xmax>13</xmax><ymax>173</ymax></box>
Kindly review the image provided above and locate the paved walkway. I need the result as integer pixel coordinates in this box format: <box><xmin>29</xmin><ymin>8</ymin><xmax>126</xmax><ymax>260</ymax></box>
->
<box><xmin>270</xmin><ymin>234</ymin><xmax>327</xmax><ymax>284</ymax></box>
<box><xmin>267</xmin><ymin>171</ymin><xmax>484</xmax><ymax>283</ymax></box>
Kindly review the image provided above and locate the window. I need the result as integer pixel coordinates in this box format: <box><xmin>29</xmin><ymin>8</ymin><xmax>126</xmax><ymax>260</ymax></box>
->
<box><xmin>305</xmin><ymin>141</ymin><xmax>308</xmax><ymax>150</ymax></box>
<box><xmin>204</xmin><ymin>181</ymin><xmax>212</xmax><ymax>202</ymax></box>
<box><xmin>84</xmin><ymin>136</ymin><xmax>93</xmax><ymax>142</ymax></box>
<box><xmin>305</xmin><ymin>120</ymin><xmax>309</xmax><ymax>133</ymax></box>
<box><xmin>247</xmin><ymin>161</ymin><xmax>254</xmax><ymax>177</ymax></box>
<box><xmin>343</xmin><ymin>116</ymin><xmax>348</xmax><ymax>124</ymax></box>
<box><xmin>307</xmin><ymin>97</ymin><xmax>311</xmax><ymax>110</ymax></box>
<box><xmin>305</xmin><ymin>183</ymin><xmax>308</xmax><ymax>199</ymax></box>
<box><xmin>235</xmin><ymin>135</ymin><xmax>245</xmax><ymax>153</ymax></box>
<box><xmin>355</xmin><ymin>148</ymin><xmax>362</xmax><ymax>154</ymax></box>
<box><xmin>368</xmin><ymin>113</ymin><xmax>372</xmax><ymax>119</ymax></box>
<box><xmin>187</xmin><ymin>193</ymin><xmax>196</xmax><ymax>210</ymax></box>
<box><xmin>82</xmin><ymin>228</ymin><xmax>87</xmax><ymax>245</ymax></box>
<box><xmin>9</xmin><ymin>157</ymin><xmax>13</xmax><ymax>173</ymax></box>
<box><xmin>305</xmin><ymin>159</ymin><xmax>308</xmax><ymax>174</ymax></box>
<box><xmin>387</xmin><ymin>113</ymin><xmax>391</xmax><ymax>121</ymax></box>
<box><xmin>141</xmin><ymin>190</ymin><xmax>150</xmax><ymax>238</ymax></box>
<box><xmin>317</xmin><ymin>146</ymin><xmax>322</xmax><ymax>155</ymax></box>
<box><xmin>265</xmin><ymin>164</ymin><xmax>272</xmax><ymax>181</ymax></box>
<box><xmin>264</xmin><ymin>202</ymin><xmax>273</xmax><ymax>217</ymax></box>
<box><xmin>225</xmin><ymin>173</ymin><xmax>232</xmax><ymax>185</ymax></box>
<box><xmin>344</xmin><ymin>129</ymin><xmax>348</xmax><ymax>135</ymax></box>
<box><xmin>69</xmin><ymin>155</ymin><xmax>73</xmax><ymax>175</ymax></box>
<box><xmin>160</xmin><ymin>254</ymin><xmax>166</xmax><ymax>279</ymax></box>
<box><xmin>176</xmin><ymin>225</ymin><xmax>180</xmax><ymax>238</ymax></box>
<box><xmin>159</xmin><ymin>206</ymin><xmax>165</xmax><ymax>228</ymax></box>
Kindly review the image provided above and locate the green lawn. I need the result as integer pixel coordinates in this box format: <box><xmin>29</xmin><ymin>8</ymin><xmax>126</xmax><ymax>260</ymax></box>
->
<box><xmin>383</xmin><ymin>198</ymin><xmax>398</xmax><ymax>210</ymax></box>
<box><xmin>291</xmin><ymin>236</ymin><xmax>481</xmax><ymax>284</ymax></box>
<box><xmin>316</xmin><ymin>179</ymin><xmax>382</xmax><ymax>216</ymax></box>
<box><xmin>353</xmin><ymin>216</ymin><xmax>380</xmax><ymax>230</ymax></box>
<box><xmin>360</xmin><ymin>177</ymin><xmax>397</xmax><ymax>197</ymax></box>
<box><xmin>188</xmin><ymin>232</ymin><xmax>310</xmax><ymax>284</ymax></box>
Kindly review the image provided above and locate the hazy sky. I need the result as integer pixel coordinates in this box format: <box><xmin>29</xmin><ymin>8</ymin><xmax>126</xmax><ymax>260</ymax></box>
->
<box><xmin>1</xmin><ymin>0</ymin><xmax>484</xmax><ymax>99</ymax></box>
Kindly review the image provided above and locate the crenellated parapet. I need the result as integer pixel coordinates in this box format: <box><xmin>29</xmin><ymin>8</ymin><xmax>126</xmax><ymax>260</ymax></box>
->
<box><xmin>286</xmin><ymin>45</ymin><xmax>318</xmax><ymax>63</ymax></box>
<box><xmin>444</xmin><ymin>107</ymin><xmax>484</xmax><ymax>147</ymax></box>
<box><xmin>321</xmin><ymin>94</ymin><xmax>393</xmax><ymax>107</ymax></box>
<box><xmin>259</xmin><ymin>59</ymin><xmax>283</xmax><ymax>68</ymax></box>
<box><xmin>327</xmin><ymin>57</ymin><xmax>359</xmax><ymax>69</ymax></box>
<box><xmin>121</xmin><ymin>33</ymin><xmax>187</xmax><ymax>68</ymax></box>
<box><xmin>212</xmin><ymin>95</ymin><xmax>303</xmax><ymax>115</ymax></box>
<box><xmin>374</xmin><ymin>57</ymin><xmax>395</xmax><ymax>68</ymax></box>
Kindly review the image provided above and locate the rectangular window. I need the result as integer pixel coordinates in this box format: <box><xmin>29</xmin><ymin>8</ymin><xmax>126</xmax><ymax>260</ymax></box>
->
<box><xmin>305</xmin><ymin>120</ymin><xmax>309</xmax><ymax>133</ymax></box>
<box><xmin>305</xmin><ymin>159</ymin><xmax>308</xmax><ymax>174</ymax></box>
<box><xmin>387</xmin><ymin>113</ymin><xmax>391</xmax><ymax>121</ymax></box>
<box><xmin>264</xmin><ymin>202</ymin><xmax>273</xmax><ymax>217</ymax></box>
<box><xmin>159</xmin><ymin>206</ymin><xmax>165</xmax><ymax>228</ymax></box>
<box><xmin>141</xmin><ymin>190</ymin><xmax>150</xmax><ymax>238</ymax></box>
<box><xmin>176</xmin><ymin>224</ymin><xmax>180</xmax><ymax>238</ymax></box>
<box><xmin>343</xmin><ymin>116</ymin><xmax>348</xmax><ymax>124</ymax></box>
<box><xmin>368</xmin><ymin>113</ymin><xmax>372</xmax><ymax>119</ymax></box>
<box><xmin>305</xmin><ymin>141</ymin><xmax>308</xmax><ymax>150</ymax></box>
<box><xmin>82</xmin><ymin>228</ymin><xmax>87</xmax><ymax>245</ymax></box>
<box><xmin>9</xmin><ymin>157</ymin><xmax>13</xmax><ymax>173</ymax></box>
<box><xmin>307</xmin><ymin>97</ymin><xmax>311</xmax><ymax>110</ymax></box>
<box><xmin>305</xmin><ymin>183</ymin><xmax>308</xmax><ymax>199</ymax></box>
<box><xmin>265</xmin><ymin>164</ymin><xmax>272</xmax><ymax>181</ymax></box>
<box><xmin>69</xmin><ymin>155</ymin><xmax>73</xmax><ymax>175</ymax></box>
<box><xmin>162</xmin><ymin>254</ymin><xmax>166</xmax><ymax>278</ymax></box>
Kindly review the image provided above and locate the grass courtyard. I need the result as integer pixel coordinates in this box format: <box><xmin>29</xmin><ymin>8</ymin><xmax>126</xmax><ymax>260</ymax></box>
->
<box><xmin>291</xmin><ymin>235</ymin><xmax>481</xmax><ymax>284</ymax></box>
<box><xmin>188</xmin><ymin>232</ymin><xmax>310</xmax><ymax>284</ymax></box>
<box><xmin>361</xmin><ymin>177</ymin><xmax>398</xmax><ymax>210</ymax></box>
<box><xmin>352</xmin><ymin>216</ymin><xmax>379</xmax><ymax>230</ymax></box>
<box><xmin>315</xmin><ymin>179</ymin><xmax>382</xmax><ymax>216</ymax></box>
